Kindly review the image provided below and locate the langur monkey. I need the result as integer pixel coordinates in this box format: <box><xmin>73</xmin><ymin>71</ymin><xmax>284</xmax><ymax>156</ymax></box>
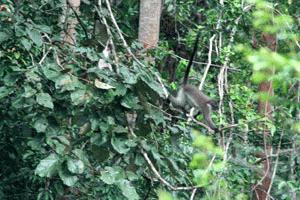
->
<box><xmin>168</xmin><ymin>32</ymin><xmax>217</xmax><ymax>130</ymax></box>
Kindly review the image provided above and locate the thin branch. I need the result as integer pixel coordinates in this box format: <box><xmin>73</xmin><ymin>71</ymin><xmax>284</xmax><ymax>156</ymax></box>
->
<box><xmin>190</xmin><ymin>188</ymin><xmax>197</xmax><ymax>200</ymax></box>
<box><xmin>128</xmin><ymin>127</ymin><xmax>198</xmax><ymax>191</ymax></box>
<box><xmin>95</xmin><ymin>4</ymin><xmax>119</xmax><ymax>73</ymax></box>
<box><xmin>170</xmin><ymin>53</ymin><xmax>240</xmax><ymax>71</ymax></box>
<box><xmin>104</xmin><ymin>0</ymin><xmax>145</xmax><ymax>68</ymax></box>
<box><xmin>267</xmin><ymin>132</ymin><xmax>283</xmax><ymax>197</ymax></box>
<box><xmin>190</xmin><ymin>116</ymin><xmax>214</xmax><ymax>133</ymax></box>
<box><xmin>199</xmin><ymin>34</ymin><xmax>216</xmax><ymax>90</ymax></box>
<box><xmin>38</xmin><ymin>47</ymin><xmax>52</xmax><ymax>65</ymax></box>
<box><xmin>140</xmin><ymin>148</ymin><xmax>195</xmax><ymax>191</ymax></box>
<box><xmin>155</xmin><ymin>72</ymin><xmax>169</xmax><ymax>98</ymax></box>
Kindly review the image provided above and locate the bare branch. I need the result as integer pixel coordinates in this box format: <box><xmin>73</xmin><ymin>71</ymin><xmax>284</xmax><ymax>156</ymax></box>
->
<box><xmin>104</xmin><ymin>0</ymin><xmax>145</xmax><ymax>68</ymax></box>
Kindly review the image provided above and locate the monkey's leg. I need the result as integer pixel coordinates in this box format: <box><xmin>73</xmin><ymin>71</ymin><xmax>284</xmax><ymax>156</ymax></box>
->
<box><xmin>202</xmin><ymin>103</ymin><xmax>217</xmax><ymax>130</ymax></box>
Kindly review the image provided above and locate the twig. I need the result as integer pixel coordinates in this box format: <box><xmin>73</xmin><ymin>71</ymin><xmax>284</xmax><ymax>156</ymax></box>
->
<box><xmin>220</xmin><ymin>123</ymin><xmax>239</xmax><ymax>131</ymax></box>
<box><xmin>140</xmin><ymin>148</ymin><xmax>195</xmax><ymax>191</ymax></box>
<box><xmin>128</xmin><ymin>127</ymin><xmax>197</xmax><ymax>191</ymax></box>
<box><xmin>267</xmin><ymin>131</ymin><xmax>283</xmax><ymax>197</ymax></box>
<box><xmin>199</xmin><ymin>34</ymin><xmax>216</xmax><ymax>90</ymax></box>
<box><xmin>223</xmin><ymin>100</ymin><xmax>235</xmax><ymax>161</ymax></box>
<box><xmin>170</xmin><ymin>54</ymin><xmax>240</xmax><ymax>71</ymax></box>
<box><xmin>38</xmin><ymin>47</ymin><xmax>52</xmax><ymax>65</ymax></box>
<box><xmin>190</xmin><ymin>116</ymin><xmax>214</xmax><ymax>133</ymax></box>
<box><xmin>104</xmin><ymin>0</ymin><xmax>145</xmax><ymax>68</ymax></box>
<box><xmin>155</xmin><ymin>72</ymin><xmax>169</xmax><ymax>98</ymax></box>
<box><xmin>95</xmin><ymin>4</ymin><xmax>119</xmax><ymax>73</ymax></box>
<box><xmin>190</xmin><ymin>188</ymin><xmax>197</xmax><ymax>200</ymax></box>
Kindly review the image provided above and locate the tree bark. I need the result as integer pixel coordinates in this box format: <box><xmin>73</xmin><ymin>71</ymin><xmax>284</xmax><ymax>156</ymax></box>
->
<box><xmin>253</xmin><ymin>33</ymin><xmax>276</xmax><ymax>200</ymax></box>
<box><xmin>61</xmin><ymin>0</ymin><xmax>81</xmax><ymax>45</ymax></box>
<box><xmin>138</xmin><ymin>0</ymin><xmax>162</xmax><ymax>49</ymax></box>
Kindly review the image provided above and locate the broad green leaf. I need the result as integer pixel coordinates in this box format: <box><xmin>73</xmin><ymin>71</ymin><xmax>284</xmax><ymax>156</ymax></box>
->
<box><xmin>121</xmin><ymin>93</ymin><xmax>140</xmax><ymax>109</ymax></box>
<box><xmin>0</xmin><ymin>86</ymin><xmax>13</xmax><ymax>100</ymax></box>
<box><xmin>71</xmin><ymin>90</ymin><xmax>91</xmax><ymax>105</ymax></box>
<box><xmin>55</xmin><ymin>74</ymin><xmax>75</xmax><ymax>91</ymax></box>
<box><xmin>119</xmin><ymin>66</ymin><xmax>137</xmax><ymax>84</ymax></box>
<box><xmin>46</xmin><ymin>136</ymin><xmax>70</xmax><ymax>155</ymax></box>
<box><xmin>26</xmin><ymin>28</ymin><xmax>43</xmax><ymax>47</ymax></box>
<box><xmin>118</xmin><ymin>180</ymin><xmax>139</xmax><ymax>200</ymax></box>
<box><xmin>35</xmin><ymin>24</ymin><xmax>52</xmax><ymax>33</ymax></box>
<box><xmin>67</xmin><ymin>158</ymin><xmax>84</xmax><ymax>174</ymax></box>
<box><xmin>35</xmin><ymin>153</ymin><xmax>60</xmax><ymax>177</ymax></box>
<box><xmin>42</xmin><ymin>64</ymin><xmax>61</xmax><ymax>81</ymax></box>
<box><xmin>91</xmin><ymin>146</ymin><xmax>110</xmax><ymax>162</ymax></box>
<box><xmin>25</xmin><ymin>70</ymin><xmax>41</xmax><ymax>82</ymax></box>
<box><xmin>140</xmin><ymin>73</ymin><xmax>165</xmax><ymax>98</ymax></box>
<box><xmin>59</xmin><ymin>170</ymin><xmax>78</xmax><ymax>186</ymax></box>
<box><xmin>0</xmin><ymin>32</ymin><xmax>10</xmax><ymax>43</ymax></box>
<box><xmin>20</xmin><ymin>38</ymin><xmax>32</xmax><ymax>50</ymax></box>
<box><xmin>72</xmin><ymin>149</ymin><xmax>90</xmax><ymax>164</ymax></box>
<box><xmin>146</xmin><ymin>107</ymin><xmax>164</xmax><ymax>125</ymax></box>
<box><xmin>158</xmin><ymin>190</ymin><xmax>173</xmax><ymax>200</ymax></box>
<box><xmin>100</xmin><ymin>166</ymin><xmax>125</xmax><ymax>185</ymax></box>
<box><xmin>112</xmin><ymin>125</ymin><xmax>128</xmax><ymax>134</ymax></box>
<box><xmin>36</xmin><ymin>93</ymin><xmax>54</xmax><ymax>109</ymax></box>
<box><xmin>111</xmin><ymin>137</ymin><xmax>131</xmax><ymax>154</ymax></box>
<box><xmin>22</xmin><ymin>85</ymin><xmax>37</xmax><ymax>98</ymax></box>
<box><xmin>33</xmin><ymin>118</ymin><xmax>48</xmax><ymax>133</ymax></box>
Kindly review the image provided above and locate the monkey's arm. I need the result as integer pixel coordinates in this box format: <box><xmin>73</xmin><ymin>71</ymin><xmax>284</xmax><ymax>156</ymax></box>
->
<box><xmin>168</xmin><ymin>88</ymin><xmax>186</xmax><ymax>108</ymax></box>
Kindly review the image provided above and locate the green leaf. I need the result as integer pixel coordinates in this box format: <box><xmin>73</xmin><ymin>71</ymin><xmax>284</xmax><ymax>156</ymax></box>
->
<box><xmin>33</xmin><ymin>118</ymin><xmax>48</xmax><ymax>133</ymax></box>
<box><xmin>67</xmin><ymin>158</ymin><xmax>84</xmax><ymax>174</ymax></box>
<box><xmin>59</xmin><ymin>170</ymin><xmax>78</xmax><ymax>186</ymax></box>
<box><xmin>55</xmin><ymin>74</ymin><xmax>76</xmax><ymax>91</ymax></box>
<box><xmin>35</xmin><ymin>153</ymin><xmax>60</xmax><ymax>177</ymax></box>
<box><xmin>94</xmin><ymin>79</ymin><xmax>115</xmax><ymax>89</ymax></box>
<box><xmin>121</xmin><ymin>93</ymin><xmax>140</xmax><ymax>109</ymax></box>
<box><xmin>91</xmin><ymin>146</ymin><xmax>110</xmax><ymax>162</ymax></box>
<box><xmin>111</xmin><ymin>137</ymin><xmax>131</xmax><ymax>154</ymax></box>
<box><xmin>118</xmin><ymin>180</ymin><xmax>139</xmax><ymax>200</ymax></box>
<box><xmin>158</xmin><ymin>190</ymin><xmax>173</xmax><ymax>200</ymax></box>
<box><xmin>46</xmin><ymin>136</ymin><xmax>70</xmax><ymax>155</ymax></box>
<box><xmin>22</xmin><ymin>85</ymin><xmax>37</xmax><ymax>98</ymax></box>
<box><xmin>0</xmin><ymin>32</ymin><xmax>10</xmax><ymax>43</ymax></box>
<box><xmin>36</xmin><ymin>93</ymin><xmax>54</xmax><ymax>109</ymax></box>
<box><xmin>146</xmin><ymin>107</ymin><xmax>164</xmax><ymax>125</ymax></box>
<box><xmin>71</xmin><ymin>90</ymin><xmax>91</xmax><ymax>105</ymax></box>
<box><xmin>72</xmin><ymin>149</ymin><xmax>90</xmax><ymax>164</ymax></box>
<box><xmin>21</xmin><ymin>38</ymin><xmax>32</xmax><ymax>50</ymax></box>
<box><xmin>0</xmin><ymin>86</ymin><xmax>13</xmax><ymax>100</ymax></box>
<box><xmin>26</xmin><ymin>28</ymin><xmax>43</xmax><ymax>47</ymax></box>
<box><xmin>140</xmin><ymin>73</ymin><xmax>165</xmax><ymax>98</ymax></box>
<box><xmin>100</xmin><ymin>166</ymin><xmax>125</xmax><ymax>185</ymax></box>
<box><xmin>42</xmin><ymin>64</ymin><xmax>61</xmax><ymax>81</ymax></box>
<box><xmin>119</xmin><ymin>66</ymin><xmax>137</xmax><ymax>84</ymax></box>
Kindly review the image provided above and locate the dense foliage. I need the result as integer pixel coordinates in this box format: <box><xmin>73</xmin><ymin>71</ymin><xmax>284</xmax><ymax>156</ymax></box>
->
<box><xmin>0</xmin><ymin>0</ymin><xmax>299</xmax><ymax>199</ymax></box>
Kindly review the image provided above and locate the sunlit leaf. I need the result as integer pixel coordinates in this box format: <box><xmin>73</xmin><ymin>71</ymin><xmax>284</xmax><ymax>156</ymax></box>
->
<box><xmin>36</xmin><ymin>93</ymin><xmax>54</xmax><ymax>109</ymax></box>
<box><xmin>94</xmin><ymin>79</ymin><xmax>115</xmax><ymax>89</ymax></box>
<box><xmin>35</xmin><ymin>153</ymin><xmax>60</xmax><ymax>177</ymax></box>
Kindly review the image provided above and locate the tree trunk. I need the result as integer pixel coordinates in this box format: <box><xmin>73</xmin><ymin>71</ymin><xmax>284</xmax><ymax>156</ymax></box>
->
<box><xmin>138</xmin><ymin>0</ymin><xmax>162</xmax><ymax>49</ymax></box>
<box><xmin>61</xmin><ymin>0</ymin><xmax>81</xmax><ymax>45</ymax></box>
<box><xmin>253</xmin><ymin>33</ymin><xmax>276</xmax><ymax>200</ymax></box>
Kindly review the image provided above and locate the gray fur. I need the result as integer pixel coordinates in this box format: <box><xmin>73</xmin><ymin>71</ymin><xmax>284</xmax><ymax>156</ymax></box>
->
<box><xmin>169</xmin><ymin>84</ymin><xmax>217</xmax><ymax>130</ymax></box>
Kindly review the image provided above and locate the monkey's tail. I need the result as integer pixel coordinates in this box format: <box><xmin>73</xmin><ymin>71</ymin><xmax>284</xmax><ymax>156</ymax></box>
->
<box><xmin>183</xmin><ymin>31</ymin><xmax>201</xmax><ymax>85</ymax></box>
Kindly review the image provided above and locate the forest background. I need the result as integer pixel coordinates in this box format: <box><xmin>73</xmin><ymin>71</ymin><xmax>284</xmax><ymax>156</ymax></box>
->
<box><xmin>0</xmin><ymin>0</ymin><xmax>299</xmax><ymax>199</ymax></box>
